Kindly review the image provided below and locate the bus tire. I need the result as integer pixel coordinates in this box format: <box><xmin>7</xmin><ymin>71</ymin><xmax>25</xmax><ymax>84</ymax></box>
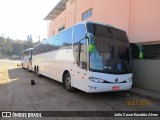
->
<box><xmin>34</xmin><ymin>66</ymin><xmax>36</xmax><ymax>73</ymax></box>
<box><xmin>22</xmin><ymin>63</ymin><xmax>25</xmax><ymax>69</ymax></box>
<box><xmin>64</xmin><ymin>73</ymin><xmax>76</xmax><ymax>92</ymax></box>
<box><xmin>36</xmin><ymin>67</ymin><xmax>41</xmax><ymax>77</ymax></box>
<box><xmin>27</xmin><ymin>65</ymin><xmax>31</xmax><ymax>72</ymax></box>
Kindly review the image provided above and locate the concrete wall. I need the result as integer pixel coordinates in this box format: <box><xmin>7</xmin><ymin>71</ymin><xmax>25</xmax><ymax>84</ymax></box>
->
<box><xmin>48</xmin><ymin>0</ymin><xmax>130</xmax><ymax>38</ymax></box>
<box><xmin>47</xmin><ymin>0</ymin><xmax>160</xmax><ymax>43</ymax></box>
<box><xmin>65</xmin><ymin>0</ymin><xmax>76</xmax><ymax>28</ymax></box>
<box><xmin>132</xmin><ymin>59</ymin><xmax>160</xmax><ymax>92</ymax></box>
<box><xmin>76</xmin><ymin>0</ymin><xmax>129</xmax><ymax>34</ymax></box>
<box><xmin>129</xmin><ymin>0</ymin><xmax>160</xmax><ymax>43</ymax></box>
<box><xmin>48</xmin><ymin>10</ymin><xmax>66</xmax><ymax>37</ymax></box>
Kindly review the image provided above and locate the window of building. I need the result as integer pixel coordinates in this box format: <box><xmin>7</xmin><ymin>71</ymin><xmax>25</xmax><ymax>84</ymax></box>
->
<box><xmin>58</xmin><ymin>25</ymin><xmax>65</xmax><ymax>33</ymax></box>
<box><xmin>82</xmin><ymin>8</ymin><xmax>92</xmax><ymax>20</ymax></box>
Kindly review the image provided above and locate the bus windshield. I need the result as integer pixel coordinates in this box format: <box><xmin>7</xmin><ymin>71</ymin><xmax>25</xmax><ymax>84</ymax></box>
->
<box><xmin>87</xmin><ymin>23</ymin><xmax>131</xmax><ymax>74</ymax></box>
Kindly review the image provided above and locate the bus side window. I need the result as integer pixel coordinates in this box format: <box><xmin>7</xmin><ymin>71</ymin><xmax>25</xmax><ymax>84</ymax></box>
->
<box><xmin>48</xmin><ymin>37</ymin><xmax>54</xmax><ymax>50</ymax></box>
<box><xmin>49</xmin><ymin>35</ymin><xmax>58</xmax><ymax>50</ymax></box>
<box><xmin>45</xmin><ymin>39</ymin><xmax>53</xmax><ymax>53</ymax></box>
<box><xmin>41</xmin><ymin>42</ymin><xmax>46</xmax><ymax>53</ymax></box>
<box><xmin>73</xmin><ymin>24</ymin><xmax>87</xmax><ymax>69</ymax></box>
<box><xmin>56</xmin><ymin>35</ymin><xmax>61</xmax><ymax>49</ymax></box>
<box><xmin>61</xmin><ymin>28</ymin><xmax>72</xmax><ymax>48</ymax></box>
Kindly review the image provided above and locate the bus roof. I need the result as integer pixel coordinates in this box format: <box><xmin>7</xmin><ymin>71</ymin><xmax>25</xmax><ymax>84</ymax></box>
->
<box><xmin>33</xmin><ymin>21</ymin><xmax>126</xmax><ymax>48</ymax></box>
<box><xmin>61</xmin><ymin>21</ymin><xmax>125</xmax><ymax>34</ymax></box>
<box><xmin>75</xmin><ymin>21</ymin><xmax>114</xmax><ymax>28</ymax></box>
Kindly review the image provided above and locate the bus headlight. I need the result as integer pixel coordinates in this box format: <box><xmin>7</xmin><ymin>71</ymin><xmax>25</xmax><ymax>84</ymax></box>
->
<box><xmin>126</xmin><ymin>78</ymin><xmax>132</xmax><ymax>82</ymax></box>
<box><xmin>89</xmin><ymin>77</ymin><xmax>104</xmax><ymax>83</ymax></box>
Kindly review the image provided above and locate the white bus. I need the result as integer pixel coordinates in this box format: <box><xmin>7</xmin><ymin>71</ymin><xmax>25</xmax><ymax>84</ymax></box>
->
<box><xmin>21</xmin><ymin>48</ymin><xmax>33</xmax><ymax>71</ymax></box>
<box><xmin>32</xmin><ymin>21</ymin><xmax>132</xmax><ymax>93</ymax></box>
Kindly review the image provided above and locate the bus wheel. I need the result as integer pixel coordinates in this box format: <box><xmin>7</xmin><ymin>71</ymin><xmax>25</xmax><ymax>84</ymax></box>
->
<box><xmin>64</xmin><ymin>73</ymin><xmax>75</xmax><ymax>92</ymax></box>
<box><xmin>22</xmin><ymin>63</ymin><xmax>25</xmax><ymax>69</ymax></box>
<box><xmin>36</xmin><ymin>67</ymin><xmax>41</xmax><ymax>77</ymax></box>
<box><xmin>34</xmin><ymin>66</ymin><xmax>36</xmax><ymax>73</ymax></box>
<box><xmin>27</xmin><ymin>66</ymin><xmax>30</xmax><ymax>72</ymax></box>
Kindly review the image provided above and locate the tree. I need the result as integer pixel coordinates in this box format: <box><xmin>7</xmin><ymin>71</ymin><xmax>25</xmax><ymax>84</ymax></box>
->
<box><xmin>4</xmin><ymin>37</ymin><xmax>13</xmax><ymax>56</ymax></box>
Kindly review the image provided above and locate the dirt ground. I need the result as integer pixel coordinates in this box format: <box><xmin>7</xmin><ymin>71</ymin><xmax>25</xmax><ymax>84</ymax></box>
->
<box><xmin>0</xmin><ymin>60</ymin><xmax>160</xmax><ymax>120</ymax></box>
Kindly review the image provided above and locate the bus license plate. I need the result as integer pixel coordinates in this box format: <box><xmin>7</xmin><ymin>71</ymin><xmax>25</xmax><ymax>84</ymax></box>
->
<box><xmin>112</xmin><ymin>86</ymin><xmax>120</xmax><ymax>90</ymax></box>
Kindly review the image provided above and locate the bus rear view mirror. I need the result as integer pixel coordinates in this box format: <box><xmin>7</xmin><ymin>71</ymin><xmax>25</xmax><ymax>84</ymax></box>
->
<box><xmin>88</xmin><ymin>44</ymin><xmax>95</xmax><ymax>53</ymax></box>
<box><xmin>139</xmin><ymin>52</ymin><xmax>143</xmax><ymax>59</ymax></box>
<box><xmin>86</xmin><ymin>33</ymin><xmax>95</xmax><ymax>53</ymax></box>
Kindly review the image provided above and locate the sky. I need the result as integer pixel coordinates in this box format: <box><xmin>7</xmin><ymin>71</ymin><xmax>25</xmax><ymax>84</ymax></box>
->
<box><xmin>0</xmin><ymin>0</ymin><xmax>60</xmax><ymax>42</ymax></box>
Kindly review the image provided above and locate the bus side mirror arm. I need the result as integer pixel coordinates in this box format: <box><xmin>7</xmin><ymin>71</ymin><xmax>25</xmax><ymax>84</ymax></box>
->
<box><xmin>136</xmin><ymin>43</ymin><xmax>143</xmax><ymax>59</ymax></box>
<box><xmin>86</xmin><ymin>33</ymin><xmax>95</xmax><ymax>53</ymax></box>
<box><xmin>86</xmin><ymin>33</ymin><xmax>95</xmax><ymax>44</ymax></box>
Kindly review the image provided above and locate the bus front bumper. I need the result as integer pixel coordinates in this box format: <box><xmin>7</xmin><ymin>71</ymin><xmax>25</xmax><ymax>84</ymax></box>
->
<box><xmin>86</xmin><ymin>82</ymin><xmax>132</xmax><ymax>93</ymax></box>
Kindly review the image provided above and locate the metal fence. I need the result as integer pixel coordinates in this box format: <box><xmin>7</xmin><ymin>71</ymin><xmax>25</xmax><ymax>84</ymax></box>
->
<box><xmin>131</xmin><ymin>40</ymin><xmax>160</xmax><ymax>59</ymax></box>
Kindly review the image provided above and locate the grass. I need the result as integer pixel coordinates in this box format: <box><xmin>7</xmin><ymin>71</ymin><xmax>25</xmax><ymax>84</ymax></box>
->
<box><xmin>0</xmin><ymin>63</ymin><xmax>9</xmax><ymax>84</ymax></box>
